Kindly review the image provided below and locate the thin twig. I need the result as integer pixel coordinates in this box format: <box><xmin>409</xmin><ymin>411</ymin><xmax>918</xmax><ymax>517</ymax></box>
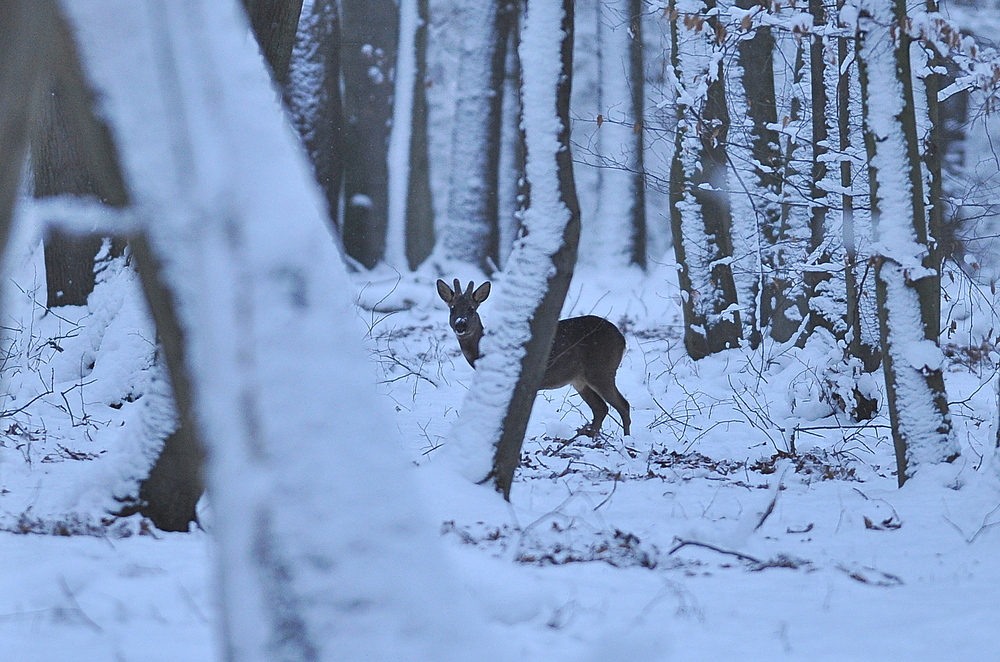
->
<box><xmin>667</xmin><ymin>538</ymin><xmax>762</xmax><ymax>565</ymax></box>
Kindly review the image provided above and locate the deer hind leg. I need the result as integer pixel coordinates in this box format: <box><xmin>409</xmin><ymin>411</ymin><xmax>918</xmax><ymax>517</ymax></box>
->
<box><xmin>589</xmin><ymin>376</ymin><xmax>631</xmax><ymax>436</ymax></box>
<box><xmin>573</xmin><ymin>383</ymin><xmax>608</xmax><ymax>438</ymax></box>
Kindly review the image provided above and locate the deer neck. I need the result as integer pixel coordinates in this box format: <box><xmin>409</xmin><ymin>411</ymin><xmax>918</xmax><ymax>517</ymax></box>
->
<box><xmin>456</xmin><ymin>320</ymin><xmax>484</xmax><ymax>368</ymax></box>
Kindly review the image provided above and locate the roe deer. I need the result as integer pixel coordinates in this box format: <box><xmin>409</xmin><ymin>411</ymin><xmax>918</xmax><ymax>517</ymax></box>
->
<box><xmin>436</xmin><ymin>279</ymin><xmax>631</xmax><ymax>437</ymax></box>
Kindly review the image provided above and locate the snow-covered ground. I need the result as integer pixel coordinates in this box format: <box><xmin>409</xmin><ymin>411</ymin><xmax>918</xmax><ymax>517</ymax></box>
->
<box><xmin>5</xmin><ymin>230</ymin><xmax>1000</xmax><ymax>659</ymax></box>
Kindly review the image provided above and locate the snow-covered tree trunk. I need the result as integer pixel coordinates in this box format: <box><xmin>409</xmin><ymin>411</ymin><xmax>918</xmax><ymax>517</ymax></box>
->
<box><xmin>387</xmin><ymin>0</ymin><xmax>435</xmax><ymax>270</ymax></box>
<box><xmin>856</xmin><ymin>0</ymin><xmax>959</xmax><ymax>484</ymax></box>
<box><xmin>591</xmin><ymin>0</ymin><xmax>645</xmax><ymax>269</ymax></box>
<box><xmin>729</xmin><ymin>0</ymin><xmax>783</xmax><ymax>349</ymax></box>
<box><xmin>340</xmin><ymin>0</ymin><xmax>398</xmax><ymax>268</ymax></box>
<box><xmin>287</xmin><ymin>0</ymin><xmax>344</xmax><ymax>239</ymax></box>
<box><xmin>447</xmin><ymin>0</ymin><xmax>580</xmax><ymax>499</ymax></box>
<box><xmin>61</xmin><ymin>1</ymin><xmax>494</xmax><ymax>657</ymax></box>
<box><xmin>436</xmin><ymin>0</ymin><xmax>513</xmax><ymax>271</ymax></box>
<box><xmin>803</xmin><ymin>0</ymin><xmax>837</xmax><ymax>340</ymax></box>
<box><xmin>242</xmin><ymin>0</ymin><xmax>304</xmax><ymax>87</ymax></box>
<box><xmin>668</xmin><ymin>0</ymin><xmax>742</xmax><ymax>359</ymax></box>
<box><xmin>768</xmin><ymin>21</ymin><xmax>811</xmax><ymax>343</ymax></box>
<box><xmin>837</xmin><ymin>8</ymin><xmax>879</xmax><ymax>372</ymax></box>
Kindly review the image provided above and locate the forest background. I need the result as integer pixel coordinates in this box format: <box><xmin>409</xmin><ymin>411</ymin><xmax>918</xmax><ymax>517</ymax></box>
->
<box><xmin>2</xmin><ymin>0</ymin><xmax>1000</xmax><ymax>659</ymax></box>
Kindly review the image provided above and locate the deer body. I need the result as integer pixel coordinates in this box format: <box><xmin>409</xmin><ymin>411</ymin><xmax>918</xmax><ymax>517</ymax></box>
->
<box><xmin>437</xmin><ymin>279</ymin><xmax>631</xmax><ymax>437</ymax></box>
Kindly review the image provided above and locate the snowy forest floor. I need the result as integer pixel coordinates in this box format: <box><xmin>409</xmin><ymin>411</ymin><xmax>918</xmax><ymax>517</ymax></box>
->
<box><xmin>2</xmin><ymin>253</ymin><xmax>1000</xmax><ymax>660</ymax></box>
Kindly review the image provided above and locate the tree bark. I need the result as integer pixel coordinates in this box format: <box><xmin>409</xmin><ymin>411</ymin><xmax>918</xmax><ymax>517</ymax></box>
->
<box><xmin>492</xmin><ymin>0</ymin><xmax>580</xmax><ymax>498</ymax></box>
<box><xmin>497</xmin><ymin>0</ymin><xmax>525</xmax><ymax>270</ymax></box>
<box><xmin>340</xmin><ymin>0</ymin><xmax>398</xmax><ymax>268</ymax></box>
<box><xmin>668</xmin><ymin>0</ymin><xmax>741</xmax><ymax>359</ymax></box>
<box><xmin>918</xmin><ymin>0</ymin><xmax>944</xmax><ymax>338</ymax></box>
<box><xmin>436</xmin><ymin>0</ymin><xmax>513</xmax><ymax>271</ymax></box>
<box><xmin>287</xmin><ymin>0</ymin><xmax>344</xmax><ymax>237</ymax></box>
<box><xmin>803</xmin><ymin>0</ymin><xmax>834</xmax><ymax>340</ymax></box>
<box><xmin>592</xmin><ymin>0</ymin><xmax>645</xmax><ymax>269</ymax></box>
<box><xmin>857</xmin><ymin>0</ymin><xmax>958</xmax><ymax>484</ymax></box>
<box><xmin>387</xmin><ymin>0</ymin><xmax>436</xmax><ymax>271</ymax></box>
<box><xmin>32</xmin><ymin>12</ymin><xmax>130</xmax><ymax>308</ymax></box>
<box><xmin>129</xmin><ymin>236</ymin><xmax>203</xmax><ymax>533</ymax></box>
<box><xmin>242</xmin><ymin>0</ymin><xmax>304</xmax><ymax>87</ymax></box>
<box><xmin>628</xmin><ymin>0</ymin><xmax>647</xmax><ymax>267</ymax></box>
<box><xmin>405</xmin><ymin>0</ymin><xmax>435</xmax><ymax>269</ymax></box>
<box><xmin>0</xmin><ymin>2</ymin><xmax>53</xmax><ymax>256</ymax></box>
<box><xmin>38</xmin><ymin>8</ymin><xmax>201</xmax><ymax>531</ymax></box>
<box><xmin>839</xmin><ymin>10</ymin><xmax>879</xmax><ymax>373</ymax></box>
<box><xmin>733</xmin><ymin>0</ymin><xmax>781</xmax><ymax>349</ymax></box>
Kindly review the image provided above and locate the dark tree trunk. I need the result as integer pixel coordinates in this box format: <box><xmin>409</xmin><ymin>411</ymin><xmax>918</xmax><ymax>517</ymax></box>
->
<box><xmin>921</xmin><ymin>0</ymin><xmax>944</xmax><ymax>339</ymax></box>
<box><xmin>492</xmin><ymin>0</ymin><xmax>580</xmax><ymax>499</ymax></box>
<box><xmin>668</xmin><ymin>0</ymin><xmax>742</xmax><ymax>359</ymax></box>
<box><xmin>340</xmin><ymin>0</ymin><xmax>398</xmax><ymax>268</ymax></box>
<box><xmin>34</xmin><ymin>89</ymin><xmax>102</xmax><ymax>310</ymax></box>
<box><xmin>405</xmin><ymin>0</ymin><xmax>435</xmax><ymax>269</ymax></box>
<box><xmin>840</xmin><ymin>18</ymin><xmax>879</xmax><ymax>372</ymax></box>
<box><xmin>628</xmin><ymin>0</ymin><xmax>647</xmax><ymax>267</ymax></box>
<box><xmin>129</xmin><ymin>236</ymin><xmax>204</xmax><ymax>532</ymax></box>
<box><xmin>803</xmin><ymin>0</ymin><xmax>833</xmax><ymax>341</ymax></box>
<box><xmin>0</xmin><ymin>2</ymin><xmax>52</xmax><ymax>255</ymax></box>
<box><xmin>32</xmin><ymin>39</ymin><xmax>128</xmax><ymax>308</ymax></box>
<box><xmin>288</xmin><ymin>0</ymin><xmax>344</xmax><ymax>235</ymax></box>
<box><xmin>736</xmin><ymin>0</ymin><xmax>781</xmax><ymax>349</ymax></box>
<box><xmin>242</xmin><ymin>0</ymin><xmax>305</xmax><ymax>87</ymax></box>
<box><xmin>497</xmin><ymin>0</ymin><xmax>526</xmax><ymax>269</ymax></box>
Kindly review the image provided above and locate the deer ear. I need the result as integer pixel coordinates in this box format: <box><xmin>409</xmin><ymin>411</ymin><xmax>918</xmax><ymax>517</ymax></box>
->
<box><xmin>472</xmin><ymin>281</ymin><xmax>491</xmax><ymax>304</ymax></box>
<box><xmin>436</xmin><ymin>279</ymin><xmax>454</xmax><ymax>304</ymax></box>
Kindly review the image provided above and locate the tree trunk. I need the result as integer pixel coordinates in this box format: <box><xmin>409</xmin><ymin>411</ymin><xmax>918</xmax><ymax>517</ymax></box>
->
<box><xmin>405</xmin><ymin>0</ymin><xmax>435</xmax><ymax>269</ymax></box>
<box><xmin>497</xmin><ymin>0</ymin><xmax>525</xmax><ymax>270</ymax></box>
<box><xmin>31</xmin><ymin>12</ymin><xmax>130</xmax><ymax>308</ymax></box>
<box><xmin>857</xmin><ymin>0</ymin><xmax>958</xmax><ymax>484</ymax></box>
<box><xmin>591</xmin><ymin>0</ymin><xmax>645</xmax><ymax>269</ymax></box>
<box><xmin>917</xmin><ymin>0</ymin><xmax>944</xmax><ymax>337</ymax></box>
<box><xmin>628</xmin><ymin>0</ymin><xmax>647</xmax><ymax>267</ymax></box>
<box><xmin>130</xmin><ymin>237</ymin><xmax>203</xmax><ymax>533</ymax></box>
<box><xmin>803</xmin><ymin>0</ymin><xmax>834</xmax><ymax>340</ymax></box>
<box><xmin>287</xmin><ymin>0</ymin><xmax>344</xmax><ymax>237</ymax></box>
<box><xmin>668</xmin><ymin>0</ymin><xmax>741</xmax><ymax>359</ymax></box>
<box><xmin>768</xmin><ymin>29</ymin><xmax>810</xmax><ymax>343</ymax></box>
<box><xmin>340</xmin><ymin>0</ymin><xmax>398</xmax><ymax>268</ymax></box>
<box><xmin>436</xmin><ymin>0</ymin><xmax>513</xmax><ymax>271</ymax></box>
<box><xmin>447</xmin><ymin>0</ymin><xmax>580</xmax><ymax>499</ymax></box>
<box><xmin>839</xmin><ymin>9</ymin><xmax>879</xmax><ymax>373</ymax></box>
<box><xmin>387</xmin><ymin>0</ymin><xmax>435</xmax><ymax>271</ymax></box>
<box><xmin>242</xmin><ymin>0</ymin><xmax>304</xmax><ymax>87</ymax></box>
<box><xmin>38</xmin><ymin>8</ymin><xmax>200</xmax><ymax>531</ymax></box>
<box><xmin>0</xmin><ymin>1</ymin><xmax>49</xmax><ymax>353</ymax></box>
<box><xmin>492</xmin><ymin>0</ymin><xmax>580</xmax><ymax>498</ymax></box>
<box><xmin>62</xmin><ymin>2</ymin><xmax>495</xmax><ymax>656</ymax></box>
<box><xmin>731</xmin><ymin>0</ymin><xmax>782</xmax><ymax>349</ymax></box>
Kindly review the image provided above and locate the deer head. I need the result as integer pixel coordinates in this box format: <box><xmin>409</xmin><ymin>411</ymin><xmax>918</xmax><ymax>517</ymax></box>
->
<box><xmin>437</xmin><ymin>279</ymin><xmax>490</xmax><ymax>365</ymax></box>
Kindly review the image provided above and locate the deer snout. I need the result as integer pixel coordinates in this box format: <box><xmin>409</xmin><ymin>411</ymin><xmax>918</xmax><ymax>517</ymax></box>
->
<box><xmin>453</xmin><ymin>317</ymin><xmax>469</xmax><ymax>334</ymax></box>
